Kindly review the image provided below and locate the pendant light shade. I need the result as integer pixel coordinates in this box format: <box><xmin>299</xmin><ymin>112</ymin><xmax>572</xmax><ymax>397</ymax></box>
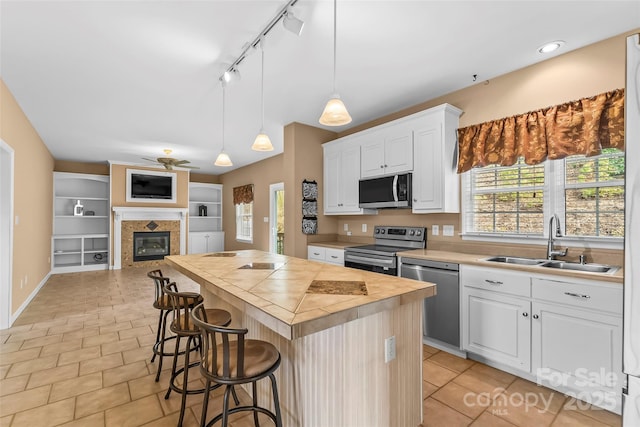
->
<box><xmin>319</xmin><ymin>94</ymin><xmax>352</xmax><ymax>126</ymax></box>
<box><xmin>252</xmin><ymin>42</ymin><xmax>274</xmax><ymax>151</ymax></box>
<box><xmin>214</xmin><ymin>85</ymin><xmax>233</xmax><ymax>167</ymax></box>
<box><xmin>319</xmin><ymin>0</ymin><xmax>351</xmax><ymax>126</ymax></box>
<box><xmin>214</xmin><ymin>150</ymin><xmax>233</xmax><ymax>167</ymax></box>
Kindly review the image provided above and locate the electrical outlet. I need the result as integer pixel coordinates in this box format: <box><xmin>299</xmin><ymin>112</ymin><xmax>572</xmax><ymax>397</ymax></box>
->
<box><xmin>20</xmin><ymin>278</ymin><xmax>23</xmax><ymax>289</ymax></box>
<box><xmin>344</xmin><ymin>223</ymin><xmax>349</xmax><ymax>231</ymax></box>
<box><xmin>15</xmin><ymin>215</ymin><xmax>19</xmax><ymax>225</ymax></box>
<box><xmin>362</xmin><ymin>224</ymin><xmax>367</xmax><ymax>233</ymax></box>
<box><xmin>346</xmin><ymin>231</ymin><xmax>352</xmax><ymax>236</ymax></box>
<box><xmin>443</xmin><ymin>225</ymin><xmax>455</xmax><ymax>236</ymax></box>
<box><xmin>432</xmin><ymin>225</ymin><xmax>439</xmax><ymax>236</ymax></box>
<box><xmin>384</xmin><ymin>336</ymin><xmax>396</xmax><ymax>363</ymax></box>
<box><xmin>24</xmin><ymin>275</ymin><xmax>28</xmax><ymax>285</ymax></box>
<box><xmin>263</xmin><ymin>217</ymin><xmax>269</xmax><ymax>223</ymax></box>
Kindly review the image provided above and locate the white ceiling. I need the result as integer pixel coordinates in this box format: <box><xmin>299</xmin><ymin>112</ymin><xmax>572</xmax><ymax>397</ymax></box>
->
<box><xmin>1</xmin><ymin>1</ymin><xmax>639</xmax><ymax>174</ymax></box>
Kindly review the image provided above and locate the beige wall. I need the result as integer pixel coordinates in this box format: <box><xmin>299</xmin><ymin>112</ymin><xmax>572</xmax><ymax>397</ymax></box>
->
<box><xmin>220</xmin><ymin>154</ymin><xmax>285</xmax><ymax>251</ymax></box>
<box><xmin>0</xmin><ymin>79</ymin><xmax>54</xmax><ymax>316</ymax></box>
<box><xmin>109</xmin><ymin>163</ymin><xmax>189</xmax><ymax>208</ymax></box>
<box><xmin>54</xmin><ymin>160</ymin><xmax>109</xmax><ymax>175</ymax></box>
<box><xmin>324</xmin><ymin>30</ymin><xmax>637</xmax><ymax>265</ymax></box>
<box><xmin>283</xmin><ymin>123</ymin><xmax>338</xmax><ymax>259</ymax></box>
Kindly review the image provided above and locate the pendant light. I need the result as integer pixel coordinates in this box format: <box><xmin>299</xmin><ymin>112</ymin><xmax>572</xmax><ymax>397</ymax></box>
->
<box><xmin>252</xmin><ymin>40</ymin><xmax>274</xmax><ymax>151</ymax></box>
<box><xmin>214</xmin><ymin>84</ymin><xmax>233</xmax><ymax>167</ymax></box>
<box><xmin>319</xmin><ymin>0</ymin><xmax>351</xmax><ymax>126</ymax></box>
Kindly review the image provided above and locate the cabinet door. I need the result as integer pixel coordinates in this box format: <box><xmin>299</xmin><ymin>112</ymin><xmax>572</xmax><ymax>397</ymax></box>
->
<box><xmin>412</xmin><ymin>121</ymin><xmax>443</xmax><ymax>212</ymax></box>
<box><xmin>532</xmin><ymin>301</ymin><xmax>622</xmax><ymax>411</ymax></box>
<box><xmin>340</xmin><ymin>145</ymin><xmax>362</xmax><ymax>212</ymax></box>
<box><xmin>384</xmin><ymin>128</ymin><xmax>413</xmax><ymax>175</ymax></box>
<box><xmin>360</xmin><ymin>137</ymin><xmax>386</xmax><ymax>178</ymax></box>
<box><xmin>462</xmin><ymin>287</ymin><xmax>531</xmax><ymax>372</ymax></box>
<box><xmin>207</xmin><ymin>232</ymin><xmax>224</xmax><ymax>252</ymax></box>
<box><xmin>324</xmin><ymin>148</ymin><xmax>342</xmax><ymax>213</ymax></box>
<box><xmin>189</xmin><ymin>233</ymin><xmax>208</xmax><ymax>254</ymax></box>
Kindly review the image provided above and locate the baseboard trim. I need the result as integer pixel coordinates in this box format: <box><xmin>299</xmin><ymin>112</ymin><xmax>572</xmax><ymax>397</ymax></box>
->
<box><xmin>8</xmin><ymin>271</ymin><xmax>51</xmax><ymax>328</ymax></box>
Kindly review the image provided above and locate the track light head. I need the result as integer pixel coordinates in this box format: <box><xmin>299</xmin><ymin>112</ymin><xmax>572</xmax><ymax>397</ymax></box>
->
<box><xmin>283</xmin><ymin>10</ymin><xmax>304</xmax><ymax>36</ymax></box>
<box><xmin>222</xmin><ymin>67</ymin><xmax>241</xmax><ymax>85</ymax></box>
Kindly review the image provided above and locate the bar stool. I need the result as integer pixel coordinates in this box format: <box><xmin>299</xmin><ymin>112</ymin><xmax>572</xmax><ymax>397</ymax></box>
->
<box><xmin>191</xmin><ymin>303</ymin><xmax>283</xmax><ymax>427</ymax></box>
<box><xmin>148</xmin><ymin>270</ymin><xmax>203</xmax><ymax>382</ymax></box>
<box><xmin>164</xmin><ymin>284</ymin><xmax>233</xmax><ymax>427</ymax></box>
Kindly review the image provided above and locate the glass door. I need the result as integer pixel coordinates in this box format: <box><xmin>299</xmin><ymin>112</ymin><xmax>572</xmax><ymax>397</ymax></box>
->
<box><xmin>269</xmin><ymin>183</ymin><xmax>284</xmax><ymax>254</ymax></box>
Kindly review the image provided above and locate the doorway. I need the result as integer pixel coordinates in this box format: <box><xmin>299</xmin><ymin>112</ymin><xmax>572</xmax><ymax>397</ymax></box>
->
<box><xmin>269</xmin><ymin>183</ymin><xmax>284</xmax><ymax>254</ymax></box>
<box><xmin>0</xmin><ymin>140</ymin><xmax>14</xmax><ymax>329</ymax></box>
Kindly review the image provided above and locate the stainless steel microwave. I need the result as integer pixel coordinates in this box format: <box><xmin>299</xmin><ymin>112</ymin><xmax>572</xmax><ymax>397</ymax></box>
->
<box><xmin>358</xmin><ymin>173</ymin><xmax>412</xmax><ymax>209</ymax></box>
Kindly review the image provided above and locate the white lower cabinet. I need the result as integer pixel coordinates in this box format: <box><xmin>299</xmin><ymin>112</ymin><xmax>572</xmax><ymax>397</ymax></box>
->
<box><xmin>461</xmin><ymin>265</ymin><xmax>622</xmax><ymax>413</ymax></box>
<box><xmin>307</xmin><ymin>245</ymin><xmax>344</xmax><ymax>266</ymax></box>
<box><xmin>463</xmin><ymin>287</ymin><xmax>531</xmax><ymax>372</ymax></box>
<box><xmin>188</xmin><ymin>231</ymin><xmax>224</xmax><ymax>254</ymax></box>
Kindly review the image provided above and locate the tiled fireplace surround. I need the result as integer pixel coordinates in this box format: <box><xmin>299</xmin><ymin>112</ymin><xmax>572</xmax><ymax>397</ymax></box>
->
<box><xmin>112</xmin><ymin>207</ymin><xmax>188</xmax><ymax>269</ymax></box>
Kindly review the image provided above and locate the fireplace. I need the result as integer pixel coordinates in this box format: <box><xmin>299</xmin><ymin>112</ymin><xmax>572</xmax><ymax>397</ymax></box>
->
<box><xmin>133</xmin><ymin>231</ymin><xmax>170</xmax><ymax>262</ymax></box>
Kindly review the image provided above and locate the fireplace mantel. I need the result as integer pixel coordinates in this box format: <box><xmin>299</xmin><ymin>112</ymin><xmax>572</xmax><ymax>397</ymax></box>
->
<box><xmin>112</xmin><ymin>207</ymin><xmax>188</xmax><ymax>269</ymax></box>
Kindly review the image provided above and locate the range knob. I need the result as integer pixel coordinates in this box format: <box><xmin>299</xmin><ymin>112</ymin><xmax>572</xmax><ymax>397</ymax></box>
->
<box><xmin>380</xmin><ymin>229</ymin><xmax>386</xmax><ymax>234</ymax></box>
<box><xmin>409</xmin><ymin>230</ymin><xmax>415</xmax><ymax>236</ymax></box>
<box><xmin>374</xmin><ymin>228</ymin><xmax>380</xmax><ymax>234</ymax></box>
<box><xmin>416</xmin><ymin>230</ymin><xmax>422</xmax><ymax>236</ymax></box>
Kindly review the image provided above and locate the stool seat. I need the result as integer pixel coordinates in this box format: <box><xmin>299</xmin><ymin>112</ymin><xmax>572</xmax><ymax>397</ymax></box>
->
<box><xmin>204</xmin><ymin>340</ymin><xmax>280</xmax><ymax>379</ymax></box>
<box><xmin>172</xmin><ymin>309</ymin><xmax>231</xmax><ymax>335</ymax></box>
<box><xmin>153</xmin><ymin>294</ymin><xmax>203</xmax><ymax>311</ymax></box>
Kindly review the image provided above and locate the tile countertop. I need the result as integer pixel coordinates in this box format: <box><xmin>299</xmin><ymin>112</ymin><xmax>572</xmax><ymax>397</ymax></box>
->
<box><xmin>307</xmin><ymin>241</ymin><xmax>356</xmax><ymax>249</ymax></box>
<box><xmin>165</xmin><ymin>250</ymin><xmax>436</xmax><ymax>340</ymax></box>
<box><xmin>397</xmin><ymin>249</ymin><xmax>624</xmax><ymax>284</ymax></box>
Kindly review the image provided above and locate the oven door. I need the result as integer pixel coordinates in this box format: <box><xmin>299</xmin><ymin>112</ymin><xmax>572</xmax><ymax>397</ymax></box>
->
<box><xmin>344</xmin><ymin>251</ymin><xmax>397</xmax><ymax>276</ymax></box>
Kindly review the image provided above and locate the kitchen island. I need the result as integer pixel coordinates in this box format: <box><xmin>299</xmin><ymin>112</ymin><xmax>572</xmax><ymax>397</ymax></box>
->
<box><xmin>165</xmin><ymin>250</ymin><xmax>436</xmax><ymax>427</ymax></box>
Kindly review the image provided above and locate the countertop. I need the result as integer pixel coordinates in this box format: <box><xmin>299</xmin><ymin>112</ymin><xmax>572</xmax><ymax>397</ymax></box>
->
<box><xmin>397</xmin><ymin>249</ymin><xmax>623</xmax><ymax>284</ymax></box>
<box><xmin>307</xmin><ymin>241</ymin><xmax>355</xmax><ymax>249</ymax></box>
<box><xmin>165</xmin><ymin>250</ymin><xmax>436</xmax><ymax>340</ymax></box>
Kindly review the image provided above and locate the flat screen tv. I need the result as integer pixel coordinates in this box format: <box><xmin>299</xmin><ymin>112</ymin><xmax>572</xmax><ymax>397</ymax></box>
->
<box><xmin>126</xmin><ymin>169</ymin><xmax>177</xmax><ymax>203</ymax></box>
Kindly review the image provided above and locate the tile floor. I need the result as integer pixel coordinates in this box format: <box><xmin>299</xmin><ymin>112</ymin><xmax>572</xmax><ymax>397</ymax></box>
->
<box><xmin>0</xmin><ymin>266</ymin><xmax>622</xmax><ymax>427</ymax></box>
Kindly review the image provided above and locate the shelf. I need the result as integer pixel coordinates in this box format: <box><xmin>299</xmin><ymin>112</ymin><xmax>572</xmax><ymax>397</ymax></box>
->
<box><xmin>54</xmin><ymin>261</ymin><xmax>82</xmax><ymax>267</ymax></box>
<box><xmin>189</xmin><ymin>200</ymin><xmax>221</xmax><ymax>204</ymax></box>
<box><xmin>85</xmin><ymin>249</ymin><xmax>108</xmax><ymax>254</ymax></box>
<box><xmin>54</xmin><ymin>251</ymin><xmax>81</xmax><ymax>255</ymax></box>
<box><xmin>189</xmin><ymin>216</ymin><xmax>222</xmax><ymax>219</ymax></box>
<box><xmin>55</xmin><ymin>196</ymin><xmax>109</xmax><ymax>201</ymax></box>
<box><xmin>53</xmin><ymin>233</ymin><xmax>108</xmax><ymax>238</ymax></box>
<box><xmin>55</xmin><ymin>215</ymin><xmax>108</xmax><ymax>219</ymax></box>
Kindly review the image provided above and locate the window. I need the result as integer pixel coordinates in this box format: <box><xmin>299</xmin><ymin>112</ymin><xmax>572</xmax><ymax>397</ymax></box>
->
<box><xmin>235</xmin><ymin>202</ymin><xmax>253</xmax><ymax>243</ymax></box>
<box><xmin>462</xmin><ymin>149</ymin><xmax>624</xmax><ymax>245</ymax></box>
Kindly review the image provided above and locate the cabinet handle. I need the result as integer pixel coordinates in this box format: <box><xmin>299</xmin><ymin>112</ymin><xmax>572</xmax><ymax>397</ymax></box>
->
<box><xmin>313</xmin><ymin>252</ymin><xmax>320</xmax><ymax>256</ymax></box>
<box><xmin>533</xmin><ymin>314</ymin><xmax>539</xmax><ymax>319</ymax></box>
<box><xmin>413</xmin><ymin>198</ymin><xmax>417</xmax><ymax>202</ymax></box>
<box><xmin>485</xmin><ymin>279</ymin><xmax>503</xmax><ymax>285</ymax></box>
<box><xmin>330</xmin><ymin>255</ymin><xmax>338</xmax><ymax>259</ymax></box>
<box><xmin>384</xmin><ymin>164</ymin><xmax>388</xmax><ymax>168</ymax></box>
<box><xmin>380</xmin><ymin>165</ymin><xmax>384</xmax><ymax>168</ymax></box>
<box><xmin>522</xmin><ymin>312</ymin><xmax>528</xmax><ymax>317</ymax></box>
<box><xmin>564</xmin><ymin>292</ymin><xmax>591</xmax><ymax>299</ymax></box>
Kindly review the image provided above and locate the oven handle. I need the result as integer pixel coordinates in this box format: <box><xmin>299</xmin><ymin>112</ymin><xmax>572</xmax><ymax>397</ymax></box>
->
<box><xmin>345</xmin><ymin>254</ymin><xmax>395</xmax><ymax>265</ymax></box>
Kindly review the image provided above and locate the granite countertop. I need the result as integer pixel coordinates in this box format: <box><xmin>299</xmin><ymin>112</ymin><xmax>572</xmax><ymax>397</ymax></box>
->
<box><xmin>165</xmin><ymin>250</ymin><xmax>436</xmax><ymax>340</ymax></box>
<box><xmin>397</xmin><ymin>249</ymin><xmax>624</xmax><ymax>284</ymax></box>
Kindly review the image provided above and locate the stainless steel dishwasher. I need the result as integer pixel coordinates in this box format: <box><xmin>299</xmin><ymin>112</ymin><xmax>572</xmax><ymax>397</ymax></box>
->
<box><xmin>400</xmin><ymin>257</ymin><xmax>460</xmax><ymax>348</ymax></box>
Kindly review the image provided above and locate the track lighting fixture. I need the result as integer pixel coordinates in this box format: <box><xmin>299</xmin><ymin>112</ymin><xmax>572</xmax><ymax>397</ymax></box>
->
<box><xmin>319</xmin><ymin>0</ymin><xmax>352</xmax><ymax>126</ymax></box>
<box><xmin>283</xmin><ymin>9</ymin><xmax>304</xmax><ymax>36</ymax></box>
<box><xmin>222</xmin><ymin>67</ymin><xmax>241</xmax><ymax>86</ymax></box>
<box><xmin>214</xmin><ymin>84</ymin><xmax>233</xmax><ymax>167</ymax></box>
<box><xmin>252</xmin><ymin>40</ymin><xmax>274</xmax><ymax>151</ymax></box>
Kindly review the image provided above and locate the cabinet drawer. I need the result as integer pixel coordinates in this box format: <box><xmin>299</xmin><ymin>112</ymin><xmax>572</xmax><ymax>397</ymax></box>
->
<box><xmin>325</xmin><ymin>248</ymin><xmax>344</xmax><ymax>265</ymax></box>
<box><xmin>307</xmin><ymin>246</ymin><xmax>326</xmax><ymax>261</ymax></box>
<box><xmin>461</xmin><ymin>265</ymin><xmax>530</xmax><ymax>297</ymax></box>
<box><xmin>532</xmin><ymin>278</ymin><xmax>622</xmax><ymax>314</ymax></box>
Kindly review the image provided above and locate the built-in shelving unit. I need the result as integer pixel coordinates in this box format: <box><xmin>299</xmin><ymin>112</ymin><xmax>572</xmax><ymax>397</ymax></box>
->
<box><xmin>52</xmin><ymin>172</ymin><xmax>110</xmax><ymax>272</ymax></box>
<box><xmin>188</xmin><ymin>182</ymin><xmax>224</xmax><ymax>253</ymax></box>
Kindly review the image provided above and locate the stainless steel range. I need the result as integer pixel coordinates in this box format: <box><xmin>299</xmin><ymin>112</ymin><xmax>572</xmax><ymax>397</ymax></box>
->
<box><xmin>344</xmin><ymin>225</ymin><xmax>426</xmax><ymax>276</ymax></box>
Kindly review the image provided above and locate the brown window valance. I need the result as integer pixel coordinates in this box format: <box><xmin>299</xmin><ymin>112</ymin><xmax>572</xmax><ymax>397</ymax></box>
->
<box><xmin>233</xmin><ymin>184</ymin><xmax>254</xmax><ymax>205</ymax></box>
<box><xmin>456</xmin><ymin>88</ymin><xmax>625</xmax><ymax>173</ymax></box>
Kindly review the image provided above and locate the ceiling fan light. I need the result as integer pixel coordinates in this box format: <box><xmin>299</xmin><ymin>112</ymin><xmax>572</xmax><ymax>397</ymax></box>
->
<box><xmin>252</xmin><ymin>131</ymin><xmax>274</xmax><ymax>151</ymax></box>
<box><xmin>283</xmin><ymin>11</ymin><xmax>304</xmax><ymax>36</ymax></box>
<box><xmin>214</xmin><ymin>150</ymin><xmax>233</xmax><ymax>167</ymax></box>
<box><xmin>319</xmin><ymin>95</ymin><xmax>352</xmax><ymax>126</ymax></box>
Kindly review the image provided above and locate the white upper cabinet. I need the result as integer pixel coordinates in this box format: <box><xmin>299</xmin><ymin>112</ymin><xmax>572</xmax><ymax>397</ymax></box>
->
<box><xmin>323</xmin><ymin>140</ymin><xmax>363</xmax><ymax>215</ymax></box>
<box><xmin>410</xmin><ymin>104</ymin><xmax>463</xmax><ymax>213</ymax></box>
<box><xmin>360</xmin><ymin>125</ymin><xmax>413</xmax><ymax>178</ymax></box>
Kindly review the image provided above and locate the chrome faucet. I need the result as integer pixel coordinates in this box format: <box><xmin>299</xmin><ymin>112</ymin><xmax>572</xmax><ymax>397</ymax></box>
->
<box><xmin>547</xmin><ymin>214</ymin><xmax>568</xmax><ymax>260</ymax></box>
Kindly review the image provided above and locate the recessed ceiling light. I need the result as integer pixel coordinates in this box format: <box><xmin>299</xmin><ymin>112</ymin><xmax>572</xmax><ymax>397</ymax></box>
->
<box><xmin>538</xmin><ymin>40</ymin><xmax>565</xmax><ymax>54</ymax></box>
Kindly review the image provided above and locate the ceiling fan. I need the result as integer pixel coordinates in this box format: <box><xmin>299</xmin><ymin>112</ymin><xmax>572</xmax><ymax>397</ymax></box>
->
<box><xmin>142</xmin><ymin>149</ymin><xmax>199</xmax><ymax>170</ymax></box>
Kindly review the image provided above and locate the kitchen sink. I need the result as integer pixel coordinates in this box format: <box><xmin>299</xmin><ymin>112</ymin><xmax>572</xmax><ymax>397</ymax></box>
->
<box><xmin>539</xmin><ymin>261</ymin><xmax>620</xmax><ymax>274</ymax></box>
<box><xmin>483</xmin><ymin>256</ymin><xmax>545</xmax><ymax>266</ymax></box>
